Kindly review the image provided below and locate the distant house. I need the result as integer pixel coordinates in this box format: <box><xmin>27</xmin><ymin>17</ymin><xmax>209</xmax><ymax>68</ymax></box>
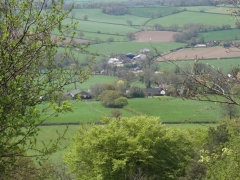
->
<box><xmin>140</xmin><ymin>48</ymin><xmax>150</xmax><ymax>54</ymax></box>
<box><xmin>143</xmin><ymin>88</ymin><xmax>161</xmax><ymax>96</ymax></box>
<box><xmin>133</xmin><ymin>54</ymin><xmax>146</xmax><ymax>61</ymax></box>
<box><xmin>108</xmin><ymin>58</ymin><xmax>123</xmax><ymax>67</ymax></box>
<box><xmin>126</xmin><ymin>53</ymin><xmax>136</xmax><ymax>59</ymax></box>
<box><xmin>194</xmin><ymin>44</ymin><xmax>206</xmax><ymax>48</ymax></box>
<box><xmin>206</xmin><ymin>40</ymin><xmax>217</xmax><ymax>47</ymax></box>
<box><xmin>67</xmin><ymin>89</ymin><xmax>91</xmax><ymax>99</ymax></box>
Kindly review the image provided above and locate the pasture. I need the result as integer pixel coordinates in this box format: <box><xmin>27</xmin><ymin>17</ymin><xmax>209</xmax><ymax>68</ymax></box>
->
<box><xmin>205</xmin><ymin>6</ymin><xmax>238</xmax><ymax>14</ymax></box>
<box><xmin>134</xmin><ymin>31</ymin><xmax>177</xmax><ymax>42</ymax></box>
<box><xmin>158</xmin><ymin>57</ymin><xmax>240</xmax><ymax>74</ymax></box>
<box><xmin>87</xmin><ymin>41</ymin><xmax>186</xmax><ymax>55</ymax></box>
<box><xmin>199</xmin><ymin>29</ymin><xmax>240</xmax><ymax>41</ymax></box>
<box><xmin>184</xmin><ymin>6</ymin><xmax>216</xmax><ymax>12</ymax></box>
<box><xmin>39</xmin><ymin>96</ymin><xmax>226</xmax><ymax>123</ymax></box>
<box><xmin>40</xmin><ymin>100</ymin><xmax>135</xmax><ymax>123</ymax></box>
<box><xmin>71</xmin><ymin>9</ymin><xmax>150</xmax><ymax>25</ymax></box>
<box><xmin>62</xmin><ymin>18</ymin><xmax>139</xmax><ymax>35</ymax></box>
<box><xmin>127</xmin><ymin>97</ymin><xmax>222</xmax><ymax>122</ymax></box>
<box><xmin>63</xmin><ymin>75</ymin><xmax>121</xmax><ymax>91</ymax></box>
<box><xmin>146</xmin><ymin>11</ymin><xmax>235</xmax><ymax>28</ymax></box>
<box><xmin>129</xmin><ymin>6</ymin><xmax>183</xmax><ymax>18</ymax></box>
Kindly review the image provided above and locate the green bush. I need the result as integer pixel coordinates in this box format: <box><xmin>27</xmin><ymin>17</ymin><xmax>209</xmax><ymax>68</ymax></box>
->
<box><xmin>99</xmin><ymin>90</ymin><xmax>125</xmax><ymax>108</ymax></box>
<box><xmin>114</xmin><ymin>97</ymin><xmax>128</xmax><ymax>108</ymax></box>
<box><xmin>129</xmin><ymin>86</ymin><xmax>145</xmax><ymax>98</ymax></box>
<box><xmin>65</xmin><ymin>116</ymin><xmax>195</xmax><ymax>180</ymax></box>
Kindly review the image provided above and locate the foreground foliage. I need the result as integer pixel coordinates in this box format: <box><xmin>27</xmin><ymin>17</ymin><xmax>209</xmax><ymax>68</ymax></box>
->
<box><xmin>0</xmin><ymin>0</ymin><xmax>91</xmax><ymax>178</ymax></box>
<box><xmin>64</xmin><ymin>116</ymin><xmax>194</xmax><ymax>180</ymax></box>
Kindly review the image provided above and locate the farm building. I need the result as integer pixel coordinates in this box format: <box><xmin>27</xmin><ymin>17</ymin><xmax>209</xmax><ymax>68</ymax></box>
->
<box><xmin>133</xmin><ymin>54</ymin><xmax>146</xmax><ymax>61</ymax></box>
<box><xmin>140</xmin><ymin>48</ymin><xmax>150</xmax><ymax>54</ymax></box>
<box><xmin>194</xmin><ymin>44</ymin><xmax>207</xmax><ymax>48</ymax></box>
<box><xmin>108</xmin><ymin>58</ymin><xmax>123</xmax><ymax>67</ymax></box>
<box><xmin>67</xmin><ymin>89</ymin><xmax>91</xmax><ymax>99</ymax></box>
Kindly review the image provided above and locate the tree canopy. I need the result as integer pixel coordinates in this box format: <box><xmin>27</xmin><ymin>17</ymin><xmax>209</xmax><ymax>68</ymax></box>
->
<box><xmin>64</xmin><ymin>116</ymin><xmax>195</xmax><ymax>180</ymax></box>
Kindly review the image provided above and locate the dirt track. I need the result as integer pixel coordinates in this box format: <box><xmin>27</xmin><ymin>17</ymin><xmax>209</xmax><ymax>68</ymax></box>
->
<box><xmin>157</xmin><ymin>47</ymin><xmax>240</xmax><ymax>61</ymax></box>
<box><xmin>134</xmin><ymin>31</ymin><xmax>177</xmax><ymax>42</ymax></box>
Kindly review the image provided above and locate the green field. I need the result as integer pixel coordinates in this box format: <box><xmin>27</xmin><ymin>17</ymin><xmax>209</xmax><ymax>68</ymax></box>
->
<box><xmin>39</xmin><ymin>96</ymin><xmax>230</xmax><ymax>123</ymax></box>
<box><xmin>41</xmin><ymin>100</ymin><xmax>135</xmax><ymax>123</ymax></box>
<box><xmin>199</xmin><ymin>29</ymin><xmax>240</xmax><ymax>41</ymax></box>
<box><xmin>205</xmin><ymin>6</ymin><xmax>238</xmax><ymax>14</ymax></box>
<box><xmin>129</xmin><ymin>7</ymin><xmax>183</xmax><ymax>18</ymax></box>
<box><xmin>146</xmin><ymin>11</ymin><xmax>235</xmax><ymax>27</ymax></box>
<box><xmin>63</xmin><ymin>75</ymin><xmax>120</xmax><ymax>91</ymax></box>
<box><xmin>127</xmin><ymin>97</ymin><xmax>222</xmax><ymax>122</ymax></box>
<box><xmin>87</xmin><ymin>42</ymin><xmax>186</xmax><ymax>55</ymax></box>
<box><xmin>62</xmin><ymin>18</ymin><xmax>139</xmax><ymax>35</ymax></box>
<box><xmin>28</xmin><ymin>125</ymin><xmax>80</xmax><ymax>163</ymax></box>
<box><xmin>184</xmin><ymin>6</ymin><xmax>216</xmax><ymax>12</ymax></box>
<box><xmin>76</xmin><ymin>31</ymin><xmax>126</xmax><ymax>41</ymax></box>
<box><xmin>158</xmin><ymin>57</ymin><xmax>240</xmax><ymax>74</ymax></box>
<box><xmin>71</xmin><ymin>9</ymin><xmax>150</xmax><ymax>25</ymax></box>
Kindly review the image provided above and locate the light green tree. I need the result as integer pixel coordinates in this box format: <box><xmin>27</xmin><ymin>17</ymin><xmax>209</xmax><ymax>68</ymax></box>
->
<box><xmin>0</xmin><ymin>0</ymin><xmax>91</xmax><ymax>178</ymax></box>
<box><xmin>64</xmin><ymin>116</ymin><xmax>194</xmax><ymax>180</ymax></box>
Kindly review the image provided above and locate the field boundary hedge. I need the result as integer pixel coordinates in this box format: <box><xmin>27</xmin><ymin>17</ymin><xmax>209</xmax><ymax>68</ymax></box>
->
<box><xmin>38</xmin><ymin>121</ymin><xmax>218</xmax><ymax>126</ymax></box>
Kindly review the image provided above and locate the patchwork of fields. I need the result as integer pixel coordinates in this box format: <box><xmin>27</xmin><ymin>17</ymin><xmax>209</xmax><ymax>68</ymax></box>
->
<box><xmin>38</xmin><ymin>4</ymin><xmax>240</xmax><ymax>162</ymax></box>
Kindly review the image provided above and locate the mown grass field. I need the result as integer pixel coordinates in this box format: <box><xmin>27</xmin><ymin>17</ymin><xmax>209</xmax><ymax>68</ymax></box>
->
<box><xmin>129</xmin><ymin>7</ymin><xmax>183</xmax><ymax>18</ymax></box>
<box><xmin>29</xmin><ymin>125</ymin><xmax>80</xmax><ymax>163</ymax></box>
<box><xmin>87</xmin><ymin>41</ymin><xmax>186</xmax><ymax>55</ymax></box>
<box><xmin>71</xmin><ymin>9</ymin><xmax>150</xmax><ymax>25</ymax></box>
<box><xmin>40</xmin><ymin>100</ymin><xmax>135</xmax><ymax>123</ymax></box>
<box><xmin>127</xmin><ymin>97</ymin><xmax>222</xmax><ymax>122</ymax></box>
<box><xmin>199</xmin><ymin>29</ymin><xmax>240</xmax><ymax>41</ymax></box>
<box><xmin>39</xmin><ymin>96</ymin><xmax>228</xmax><ymax>123</ymax></box>
<box><xmin>146</xmin><ymin>11</ymin><xmax>235</xmax><ymax>27</ymax></box>
<box><xmin>158</xmin><ymin>57</ymin><xmax>240</xmax><ymax>74</ymax></box>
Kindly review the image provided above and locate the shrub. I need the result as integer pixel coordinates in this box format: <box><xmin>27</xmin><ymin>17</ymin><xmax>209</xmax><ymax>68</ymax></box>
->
<box><xmin>99</xmin><ymin>90</ymin><xmax>124</xmax><ymax>108</ymax></box>
<box><xmin>114</xmin><ymin>97</ymin><xmax>128</xmax><ymax>108</ymax></box>
<box><xmin>109</xmin><ymin>109</ymin><xmax>122</xmax><ymax>119</ymax></box>
<box><xmin>129</xmin><ymin>86</ymin><xmax>145</xmax><ymax>98</ymax></box>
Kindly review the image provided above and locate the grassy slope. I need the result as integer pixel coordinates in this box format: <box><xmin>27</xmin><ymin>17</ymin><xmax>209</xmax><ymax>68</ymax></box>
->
<box><xmin>146</xmin><ymin>11</ymin><xmax>235</xmax><ymax>27</ymax></box>
<box><xmin>39</xmin><ymin>96</ymin><xmax>228</xmax><ymax>123</ymax></box>
<box><xmin>41</xmin><ymin>100</ymin><xmax>135</xmax><ymax>123</ymax></box>
<box><xmin>199</xmin><ymin>29</ymin><xmax>240</xmax><ymax>41</ymax></box>
<box><xmin>29</xmin><ymin>125</ymin><xmax>79</xmax><ymax>163</ymax></box>
<box><xmin>71</xmin><ymin>9</ymin><xmax>150</xmax><ymax>25</ymax></box>
<box><xmin>87</xmin><ymin>42</ymin><xmax>186</xmax><ymax>55</ymax></box>
<box><xmin>127</xmin><ymin>97</ymin><xmax>222</xmax><ymax>122</ymax></box>
<box><xmin>158</xmin><ymin>58</ymin><xmax>240</xmax><ymax>74</ymax></box>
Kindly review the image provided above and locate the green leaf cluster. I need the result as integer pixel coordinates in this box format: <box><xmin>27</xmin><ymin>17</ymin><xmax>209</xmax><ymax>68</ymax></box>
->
<box><xmin>99</xmin><ymin>90</ymin><xmax>127</xmax><ymax>108</ymax></box>
<box><xmin>64</xmin><ymin>116</ymin><xmax>194</xmax><ymax>180</ymax></box>
<box><xmin>0</xmin><ymin>0</ymin><xmax>91</xmax><ymax>177</ymax></box>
